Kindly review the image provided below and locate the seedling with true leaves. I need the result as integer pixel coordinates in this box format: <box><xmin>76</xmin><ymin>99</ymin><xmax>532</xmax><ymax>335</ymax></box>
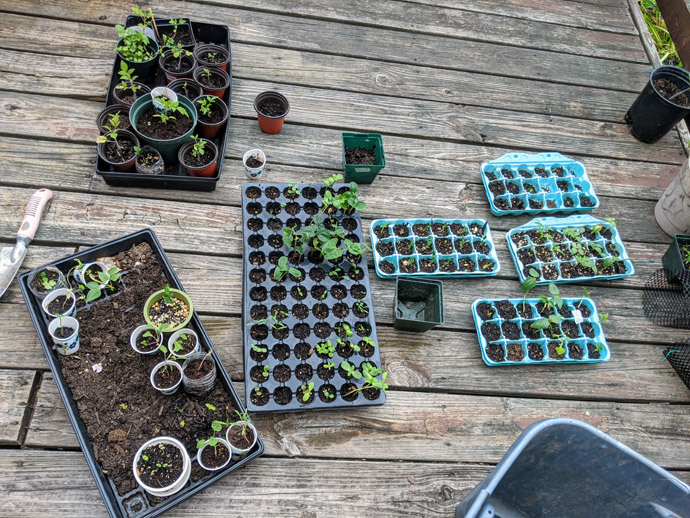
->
<box><xmin>162</xmin><ymin>34</ymin><xmax>193</xmax><ymax>69</ymax></box>
<box><xmin>83</xmin><ymin>266</ymin><xmax>121</xmax><ymax>303</ymax></box>
<box><xmin>316</xmin><ymin>340</ymin><xmax>335</xmax><ymax>358</ymax></box>
<box><xmin>115</xmin><ymin>62</ymin><xmax>139</xmax><ymax>97</ymax></box>
<box><xmin>345</xmin><ymin>363</ymin><xmax>389</xmax><ymax>397</ymax></box>
<box><xmin>354</xmin><ymin>301</ymin><xmax>369</xmax><ymax>315</ymax></box>
<box><xmin>274</xmin><ymin>256</ymin><xmax>301</xmax><ymax>281</ymax></box>
<box><xmin>196</xmin><ymin>96</ymin><xmax>217</xmax><ymax>118</ymax></box>
<box><xmin>520</xmin><ymin>267</ymin><xmax>540</xmax><ymax>310</ymax></box>
<box><xmin>38</xmin><ymin>270</ymin><xmax>58</xmax><ymax>291</ymax></box>
<box><xmin>141</xmin><ymin>322</ymin><xmax>169</xmax><ymax>347</ymax></box>
<box><xmin>301</xmin><ymin>381</ymin><xmax>315</xmax><ymax>402</ymax></box>
<box><xmin>154</xmin><ymin>98</ymin><xmax>189</xmax><ymax>124</ymax></box>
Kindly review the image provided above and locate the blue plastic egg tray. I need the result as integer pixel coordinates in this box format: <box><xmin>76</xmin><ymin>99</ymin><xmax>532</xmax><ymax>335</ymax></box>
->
<box><xmin>507</xmin><ymin>215</ymin><xmax>634</xmax><ymax>285</ymax></box>
<box><xmin>370</xmin><ymin>218</ymin><xmax>500</xmax><ymax>278</ymax></box>
<box><xmin>472</xmin><ymin>297</ymin><xmax>610</xmax><ymax>366</ymax></box>
<box><xmin>481</xmin><ymin>152</ymin><xmax>599</xmax><ymax>216</ymax></box>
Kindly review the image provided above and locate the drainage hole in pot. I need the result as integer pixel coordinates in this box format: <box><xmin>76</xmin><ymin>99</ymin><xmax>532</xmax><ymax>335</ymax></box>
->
<box><xmin>249</xmin><ymin>251</ymin><xmax>266</xmax><ymax>266</ymax></box>
<box><xmin>273</xmin><ymin>386</ymin><xmax>292</xmax><ymax>405</ymax></box>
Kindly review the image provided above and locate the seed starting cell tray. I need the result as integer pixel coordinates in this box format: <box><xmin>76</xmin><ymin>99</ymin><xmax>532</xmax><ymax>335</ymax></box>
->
<box><xmin>18</xmin><ymin>229</ymin><xmax>263</xmax><ymax>518</ymax></box>
<box><xmin>472</xmin><ymin>297</ymin><xmax>610</xmax><ymax>366</ymax></box>
<box><xmin>481</xmin><ymin>152</ymin><xmax>599</xmax><ymax>216</ymax></box>
<box><xmin>370</xmin><ymin>218</ymin><xmax>500</xmax><ymax>278</ymax></box>
<box><xmin>242</xmin><ymin>183</ymin><xmax>386</xmax><ymax>412</ymax></box>
<box><xmin>507</xmin><ymin>215</ymin><xmax>634</xmax><ymax>285</ymax></box>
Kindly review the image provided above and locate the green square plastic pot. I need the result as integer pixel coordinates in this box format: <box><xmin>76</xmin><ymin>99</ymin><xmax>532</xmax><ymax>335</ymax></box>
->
<box><xmin>393</xmin><ymin>278</ymin><xmax>444</xmax><ymax>332</ymax></box>
<box><xmin>129</xmin><ymin>93</ymin><xmax>198</xmax><ymax>165</ymax></box>
<box><xmin>662</xmin><ymin>234</ymin><xmax>690</xmax><ymax>270</ymax></box>
<box><xmin>144</xmin><ymin>288</ymin><xmax>194</xmax><ymax>333</ymax></box>
<box><xmin>342</xmin><ymin>132</ymin><xmax>385</xmax><ymax>184</ymax></box>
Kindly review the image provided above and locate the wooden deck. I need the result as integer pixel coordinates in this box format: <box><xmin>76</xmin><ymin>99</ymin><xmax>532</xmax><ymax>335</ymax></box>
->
<box><xmin>1</xmin><ymin>0</ymin><xmax>690</xmax><ymax>515</ymax></box>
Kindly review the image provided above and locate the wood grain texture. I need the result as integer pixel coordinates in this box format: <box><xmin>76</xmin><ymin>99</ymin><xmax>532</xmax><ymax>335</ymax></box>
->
<box><xmin>26</xmin><ymin>377</ymin><xmax>690</xmax><ymax>468</ymax></box>
<box><xmin>0</xmin><ymin>369</ymin><xmax>36</xmax><ymax>445</ymax></box>
<box><xmin>0</xmin><ymin>1</ymin><xmax>654</xmax><ymax>90</ymax></box>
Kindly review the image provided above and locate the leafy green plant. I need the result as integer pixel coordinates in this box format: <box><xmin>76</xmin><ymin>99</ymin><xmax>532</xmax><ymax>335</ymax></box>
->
<box><xmin>196</xmin><ymin>96</ymin><xmax>217</xmax><ymax>117</ymax></box>
<box><xmin>316</xmin><ymin>340</ymin><xmax>335</xmax><ymax>358</ymax></box>
<box><xmin>163</xmin><ymin>284</ymin><xmax>174</xmax><ymax>304</ymax></box>
<box><xmin>115</xmin><ymin>24</ymin><xmax>155</xmax><ymax>62</ymax></box>
<box><xmin>344</xmin><ymin>363</ymin><xmax>389</xmax><ymax>397</ymax></box>
<box><xmin>340</xmin><ymin>361</ymin><xmax>362</xmax><ymax>380</ymax></box>
<box><xmin>162</xmin><ymin>34</ymin><xmax>192</xmax><ymax>68</ymax></box>
<box><xmin>599</xmin><ymin>313</ymin><xmax>610</xmax><ymax>324</ymax></box>
<box><xmin>520</xmin><ymin>268</ymin><xmax>540</xmax><ymax>310</ymax></box>
<box><xmin>262</xmin><ymin>364</ymin><xmax>270</xmax><ymax>379</ymax></box>
<box><xmin>38</xmin><ymin>270</ymin><xmax>58</xmax><ymax>290</ymax></box>
<box><xmin>361</xmin><ymin>336</ymin><xmax>376</xmax><ymax>351</ymax></box>
<box><xmin>115</xmin><ymin>62</ymin><xmax>139</xmax><ymax>96</ymax></box>
<box><xmin>578</xmin><ymin>290</ymin><xmax>591</xmax><ymax>308</ymax></box>
<box><xmin>83</xmin><ymin>266</ymin><xmax>121</xmax><ymax>303</ymax></box>
<box><xmin>154</xmin><ymin>98</ymin><xmax>189</xmax><ymax>124</ymax></box>
<box><xmin>141</xmin><ymin>322</ymin><xmax>169</xmax><ymax>347</ymax></box>
<box><xmin>530</xmin><ymin>313</ymin><xmax>563</xmax><ymax>330</ymax></box>
<box><xmin>354</xmin><ymin>302</ymin><xmax>369</xmax><ymax>315</ymax></box>
<box><xmin>301</xmin><ymin>381</ymin><xmax>315</xmax><ymax>401</ymax></box>
<box><xmin>322</xmin><ymin>388</ymin><xmax>335</xmax><ymax>400</ymax></box>
<box><xmin>251</xmin><ymin>344</ymin><xmax>267</xmax><ymax>354</ymax></box>
<box><xmin>274</xmin><ymin>256</ymin><xmax>301</xmax><ymax>281</ymax></box>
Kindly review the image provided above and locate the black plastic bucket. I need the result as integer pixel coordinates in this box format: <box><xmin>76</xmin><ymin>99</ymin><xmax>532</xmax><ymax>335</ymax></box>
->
<box><xmin>625</xmin><ymin>65</ymin><xmax>690</xmax><ymax>143</ymax></box>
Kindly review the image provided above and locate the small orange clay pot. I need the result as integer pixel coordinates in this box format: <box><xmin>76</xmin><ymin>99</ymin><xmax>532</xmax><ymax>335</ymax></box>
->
<box><xmin>253</xmin><ymin>91</ymin><xmax>289</xmax><ymax>134</ymax></box>
<box><xmin>178</xmin><ymin>139</ymin><xmax>218</xmax><ymax>177</ymax></box>
<box><xmin>193</xmin><ymin>66</ymin><xmax>231</xmax><ymax>98</ymax></box>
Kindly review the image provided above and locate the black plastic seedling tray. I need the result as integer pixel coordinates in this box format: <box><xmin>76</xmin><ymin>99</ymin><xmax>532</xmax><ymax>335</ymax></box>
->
<box><xmin>241</xmin><ymin>183</ymin><xmax>386</xmax><ymax>412</ymax></box>
<box><xmin>19</xmin><ymin>229</ymin><xmax>263</xmax><ymax>518</ymax></box>
<box><xmin>96</xmin><ymin>15</ymin><xmax>232</xmax><ymax>191</ymax></box>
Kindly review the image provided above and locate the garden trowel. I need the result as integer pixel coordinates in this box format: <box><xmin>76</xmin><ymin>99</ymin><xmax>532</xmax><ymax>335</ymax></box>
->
<box><xmin>0</xmin><ymin>189</ymin><xmax>53</xmax><ymax>299</ymax></box>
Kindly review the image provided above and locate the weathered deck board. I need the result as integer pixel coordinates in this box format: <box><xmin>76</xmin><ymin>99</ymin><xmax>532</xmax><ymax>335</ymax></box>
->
<box><xmin>0</xmin><ymin>449</ymin><xmax>489</xmax><ymax>517</ymax></box>
<box><xmin>0</xmin><ymin>369</ymin><xmax>36</xmax><ymax>445</ymax></box>
<box><xmin>7</xmin><ymin>303</ymin><xmax>687</xmax><ymax>403</ymax></box>
<box><xmin>26</xmin><ymin>376</ymin><xmax>690</xmax><ymax>468</ymax></box>
<box><xmin>0</xmin><ymin>2</ymin><xmax>654</xmax><ymax>91</ymax></box>
<box><xmin>0</xmin><ymin>44</ymin><xmax>643</xmax><ymax>124</ymax></box>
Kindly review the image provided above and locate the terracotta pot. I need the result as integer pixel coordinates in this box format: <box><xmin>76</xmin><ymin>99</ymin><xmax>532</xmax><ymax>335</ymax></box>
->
<box><xmin>194</xmin><ymin>95</ymin><xmax>229</xmax><ymax>139</ymax></box>
<box><xmin>178</xmin><ymin>139</ymin><xmax>219</xmax><ymax>177</ymax></box>
<box><xmin>253</xmin><ymin>91</ymin><xmax>289</xmax><ymax>134</ymax></box>
<box><xmin>194</xmin><ymin>44</ymin><xmax>230</xmax><ymax>71</ymax></box>
<box><xmin>158</xmin><ymin>49</ymin><xmax>197</xmax><ymax>83</ymax></box>
<box><xmin>168</xmin><ymin>78</ymin><xmax>203</xmax><ymax>101</ymax></box>
<box><xmin>97</xmin><ymin>129</ymin><xmax>140</xmax><ymax>172</ymax></box>
<box><xmin>193</xmin><ymin>66</ymin><xmax>231</xmax><ymax>98</ymax></box>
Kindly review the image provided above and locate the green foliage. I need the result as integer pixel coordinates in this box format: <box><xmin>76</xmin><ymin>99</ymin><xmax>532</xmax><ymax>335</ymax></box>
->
<box><xmin>38</xmin><ymin>271</ymin><xmax>58</xmax><ymax>290</ymax></box>
<box><xmin>301</xmin><ymin>381</ymin><xmax>315</xmax><ymax>401</ymax></box>
<box><xmin>251</xmin><ymin>344</ymin><xmax>267</xmax><ymax>353</ymax></box>
<box><xmin>154</xmin><ymin>98</ymin><xmax>189</xmax><ymax>124</ymax></box>
<box><xmin>196</xmin><ymin>96</ymin><xmax>217</xmax><ymax>117</ymax></box>
<box><xmin>316</xmin><ymin>340</ymin><xmax>335</xmax><ymax>358</ymax></box>
<box><xmin>163</xmin><ymin>284</ymin><xmax>173</xmax><ymax>304</ymax></box>
<box><xmin>273</xmin><ymin>256</ymin><xmax>301</xmax><ymax>281</ymax></box>
<box><xmin>84</xmin><ymin>266</ymin><xmax>121</xmax><ymax>303</ymax></box>
<box><xmin>639</xmin><ymin>0</ymin><xmax>682</xmax><ymax>65</ymax></box>
<box><xmin>340</xmin><ymin>361</ymin><xmax>362</xmax><ymax>380</ymax></box>
<box><xmin>530</xmin><ymin>313</ymin><xmax>563</xmax><ymax>330</ymax></box>
<box><xmin>115</xmin><ymin>24</ymin><xmax>154</xmax><ymax>62</ymax></box>
<box><xmin>520</xmin><ymin>267</ymin><xmax>540</xmax><ymax>310</ymax></box>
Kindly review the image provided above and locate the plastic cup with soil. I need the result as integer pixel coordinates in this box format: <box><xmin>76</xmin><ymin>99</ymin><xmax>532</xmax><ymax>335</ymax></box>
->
<box><xmin>135</xmin><ymin>145</ymin><xmax>164</xmax><ymax>175</ymax></box>
<box><xmin>129</xmin><ymin>93</ymin><xmax>197</xmax><ymax>165</ymax></box>
<box><xmin>178</xmin><ymin>137</ymin><xmax>218</xmax><ymax>178</ymax></box>
<box><xmin>243</xmin><ymin>149</ymin><xmax>266</xmax><ymax>179</ymax></box>
<box><xmin>28</xmin><ymin>266</ymin><xmax>67</xmax><ymax>300</ymax></box>
<box><xmin>253</xmin><ymin>91</ymin><xmax>290</xmax><ymax>134</ymax></box>
<box><xmin>226</xmin><ymin>421</ymin><xmax>258</xmax><ymax>460</ymax></box>
<box><xmin>97</xmin><ymin>104</ymin><xmax>131</xmax><ymax>134</ymax></box>
<box><xmin>193</xmin><ymin>66</ymin><xmax>231</xmax><ymax>98</ymax></box>
<box><xmin>97</xmin><ymin>129</ymin><xmax>140</xmax><ymax>173</ymax></box>
<box><xmin>342</xmin><ymin>133</ymin><xmax>386</xmax><ymax>184</ymax></box>
<box><xmin>194</xmin><ymin>94</ymin><xmax>228</xmax><ymax>139</ymax></box>
<box><xmin>113</xmin><ymin>82</ymin><xmax>152</xmax><ymax>106</ymax></box>
<box><xmin>150</xmin><ymin>360</ymin><xmax>183</xmax><ymax>395</ymax></box>
<box><xmin>132</xmin><ymin>436</ymin><xmax>191</xmax><ymax>498</ymax></box>
<box><xmin>167</xmin><ymin>328</ymin><xmax>201</xmax><ymax>359</ymax></box>
<box><xmin>182</xmin><ymin>351</ymin><xmax>217</xmax><ymax>396</ymax></box>
<box><xmin>144</xmin><ymin>286</ymin><xmax>193</xmax><ymax>333</ymax></box>
<box><xmin>158</xmin><ymin>49</ymin><xmax>196</xmax><ymax>83</ymax></box>
<box><xmin>48</xmin><ymin>316</ymin><xmax>80</xmax><ymax>355</ymax></box>
<box><xmin>196</xmin><ymin>437</ymin><xmax>232</xmax><ymax>471</ymax></box>
<box><xmin>41</xmin><ymin>288</ymin><xmax>76</xmax><ymax>318</ymax></box>
<box><xmin>168</xmin><ymin>78</ymin><xmax>203</xmax><ymax>102</ymax></box>
<box><xmin>130</xmin><ymin>323</ymin><xmax>164</xmax><ymax>355</ymax></box>
<box><xmin>626</xmin><ymin>65</ymin><xmax>690</xmax><ymax>143</ymax></box>
<box><xmin>73</xmin><ymin>261</ymin><xmax>109</xmax><ymax>288</ymax></box>
<box><xmin>194</xmin><ymin>43</ymin><xmax>230</xmax><ymax>71</ymax></box>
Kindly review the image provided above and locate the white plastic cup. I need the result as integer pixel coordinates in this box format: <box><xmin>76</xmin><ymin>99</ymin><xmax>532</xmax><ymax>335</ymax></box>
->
<box><xmin>28</xmin><ymin>266</ymin><xmax>67</xmax><ymax>300</ymax></box>
<box><xmin>182</xmin><ymin>351</ymin><xmax>216</xmax><ymax>396</ymax></box>
<box><xmin>243</xmin><ymin>149</ymin><xmax>266</xmax><ymax>179</ymax></box>
<box><xmin>73</xmin><ymin>261</ymin><xmax>108</xmax><ymax>287</ymax></box>
<box><xmin>42</xmin><ymin>288</ymin><xmax>76</xmax><ymax>318</ymax></box>
<box><xmin>167</xmin><ymin>328</ymin><xmax>201</xmax><ymax>359</ymax></box>
<box><xmin>151</xmin><ymin>87</ymin><xmax>178</xmax><ymax>113</ymax></box>
<box><xmin>196</xmin><ymin>437</ymin><xmax>232</xmax><ymax>471</ymax></box>
<box><xmin>150</xmin><ymin>361</ymin><xmax>183</xmax><ymax>395</ymax></box>
<box><xmin>48</xmin><ymin>316</ymin><xmax>80</xmax><ymax>355</ymax></box>
<box><xmin>130</xmin><ymin>324</ymin><xmax>163</xmax><ymax>355</ymax></box>
<box><xmin>226</xmin><ymin>421</ymin><xmax>258</xmax><ymax>460</ymax></box>
<box><xmin>132</xmin><ymin>436</ymin><xmax>191</xmax><ymax>497</ymax></box>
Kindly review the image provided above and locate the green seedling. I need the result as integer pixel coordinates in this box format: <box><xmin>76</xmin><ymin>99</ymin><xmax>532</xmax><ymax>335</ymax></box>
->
<box><xmin>324</xmin><ymin>362</ymin><xmax>335</xmax><ymax>370</ymax></box>
<box><xmin>115</xmin><ymin>24</ymin><xmax>155</xmax><ymax>62</ymax></box>
<box><xmin>141</xmin><ymin>322</ymin><xmax>169</xmax><ymax>347</ymax></box>
<box><xmin>262</xmin><ymin>365</ymin><xmax>270</xmax><ymax>378</ymax></box>
<box><xmin>83</xmin><ymin>266</ymin><xmax>121</xmax><ymax>303</ymax></box>
<box><xmin>599</xmin><ymin>313</ymin><xmax>610</xmax><ymax>324</ymax></box>
<box><xmin>578</xmin><ymin>290</ymin><xmax>591</xmax><ymax>308</ymax></box>
<box><xmin>288</xmin><ymin>184</ymin><xmax>300</xmax><ymax>196</ymax></box>
<box><xmin>163</xmin><ymin>284</ymin><xmax>173</xmax><ymax>304</ymax></box>
<box><xmin>115</xmin><ymin>62</ymin><xmax>139</xmax><ymax>97</ymax></box>
<box><xmin>323</xmin><ymin>388</ymin><xmax>335</xmax><ymax>400</ymax></box>
<box><xmin>345</xmin><ymin>363</ymin><xmax>389</xmax><ymax>397</ymax></box>
<box><xmin>205</xmin><ymin>403</ymin><xmax>217</xmax><ymax>411</ymax></box>
<box><xmin>354</xmin><ymin>301</ymin><xmax>368</xmax><ymax>315</ymax></box>
<box><xmin>274</xmin><ymin>256</ymin><xmax>301</xmax><ymax>281</ymax></box>
<box><xmin>602</xmin><ymin>256</ymin><xmax>623</xmax><ymax>269</ymax></box>
<box><xmin>154</xmin><ymin>97</ymin><xmax>189</xmax><ymax>124</ymax></box>
<box><xmin>361</xmin><ymin>336</ymin><xmax>376</xmax><ymax>350</ymax></box>
<box><xmin>520</xmin><ymin>267</ymin><xmax>540</xmax><ymax>311</ymax></box>
<box><xmin>251</xmin><ymin>344</ymin><xmax>267</xmax><ymax>353</ymax></box>
<box><xmin>340</xmin><ymin>361</ymin><xmax>362</xmax><ymax>380</ymax></box>
<box><xmin>196</xmin><ymin>95</ymin><xmax>217</xmax><ymax>117</ymax></box>
<box><xmin>316</xmin><ymin>340</ymin><xmax>335</xmax><ymax>358</ymax></box>
<box><xmin>253</xmin><ymin>386</ymin><xmax>263</xmax><ymax>396</ymax></box>
<box><xmin>530</xmin><ymin>313</ymin><xmax>563</xmax><ymax>330</ymax></box>
<box><xmin>38</xmin><ymin>270</ymin><xmax>58</xmax><ymax>290</ymax></box>
<box><xmin>301</xmin><ymin>381</ymin><xmax>315</xmax><ymax>402</ymax></box>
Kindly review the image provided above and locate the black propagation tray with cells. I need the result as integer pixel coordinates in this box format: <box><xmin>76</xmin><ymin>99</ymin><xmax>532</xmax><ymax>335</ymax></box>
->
<box><xmin>241</xmin><ymin>182</ymin><xmax>386</xmax><ymax>412</ymax></box>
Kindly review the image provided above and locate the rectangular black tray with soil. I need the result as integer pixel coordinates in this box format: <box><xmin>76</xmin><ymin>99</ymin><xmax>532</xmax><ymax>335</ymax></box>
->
<box><xmin>19</xmin><ymin>229</ymin><xmax>263</xmax><ymax>518</ymax></box>
<box><xmin>242</xmin><ymin>183</ymin><xmax>386</xmax><ymax>412</ymax></box>
<box><xmin>96</xmin><ymin>15</ymin><xmax>231</xmax><ymax>191</ymax></box>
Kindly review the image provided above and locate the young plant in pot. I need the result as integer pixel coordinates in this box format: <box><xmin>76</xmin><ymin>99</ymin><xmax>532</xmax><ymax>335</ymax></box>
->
<box><xmin>48</xmin><ymin>313</ymin><xmax>80</xmax><ymax>356</ymax></box>
<box><xmin>194</xmin><ymin>95</ymin><xmax>228</xmax><ymax>139</ymax></box>
<box><xmin>158</xmin><ymin>18</ymin><xmax>195</xmax><ymax>49</ymax></box>
<box><xmin>130</xmin><ymin>93</ymin><xmax>197</xmax><ymax>165</ymax></box>
<box><xmin>150</xmin><ymin>344</ymin><xmax>184</xmax><ymax>395</ymax></box>
<box><xmin>28</xmin><ymin>266</ymin><xmax>66</xmax><ymax>300</ymax></box>
<box><xmin>194</xmin><ymin>43</ymin><xmax>230</xmax><ymax>71</ymax></box>
<box><xmin>178</xmin><ymin>135</ymin><xmax>218</xmax><ymax>177</ymax></box>
<box><xmin>42</xmin><ymin>287</ymin><xmax>76</xmax><ymax>318</ymax></box>
<box><xmin>226</xmin><ymin>410</ymin><xmax>257</xmax><ymax>460</ymax></box>
<box><xmin>168</xmin><ymin>78</ymin><xmax>202</xmax><ymax>101</ymax></box>
<box><xmin>144</xmin><ymin>283</ymin><xmax>194</xmax><ymax>333</ymax></box>
<box><xmin>193</xmin><ymin>66</ymin><xmax>231</xmax><ymax>98</ymax></box>
<box><xmin>97</xmin><ymin>126</ymin><xmax>140</xmax><ymax>173</ymax></box>
<box><xmin>97</xmin><ymin>104</ymin><xmax>131</xmax><ymax>134</ymax></box>
<box><xmin>182</xmin><ymin>351</ymin><xmax>216</xmax><ymax>396</ymax></box>
<box><xmin>79</xmin><ymin>263</ymin><xmax>122</xmax><ymax>303</ymax></box>
<box><xmin>134</xmin><ymin>145</ymin><xmax>164</xmax><ymax>175</ymax></box>
<box><xmin>196</xmin><ymin>420</ymin><xmax>232</xmax><ymax>471</ymax></box>
<box><xmin>113</xmin><ymin>62</ymin><xmax>151</xmax><ymax>106</ymax></box>
<box><xmin>253</xmin><ymin>91</ymin><xmax>289</xmax><ymax>134</ymax></box>
<box><xmin>159</xmin><ymin>36</ymin><xmax>196</xmax><ymax>83</ymax></box>
<box><xmin>130</xmin><ymin>322</ymin><xmax>169</xmax><ymax>355</ymax></box>
<box><xmin>133</xmin><ymin>436</ymin><xmax>191</xmax><ymax>498</ymax></box>
<box><xmin>115</xmin><ymin>11</ymin><xmax>160</xmax><ymax>82</ymax></box>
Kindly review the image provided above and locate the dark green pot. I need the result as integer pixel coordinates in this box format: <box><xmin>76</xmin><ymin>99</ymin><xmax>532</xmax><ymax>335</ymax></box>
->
<box><xmin>129</xmin><ymin>94</ymin><xmax>198</xmax><ymax>165</ymax></box>
<box><xmin>342</xmin><ymin>132</ymin><xmax>386</xmax><ymax>184</ymax></box>
<box><xmin>662</xmin><ymin>234</ymin><xmax>690</xmax><ymax>270</ymax></box>
<box><xmin>393</xmin><ymin>278</ymin><xmax>444</xmax><ymax>332</ymax></box>
<box><xmin>116</xmin><ymin>37</ymin><xmax>160</xmax><ymax>83</ymax></box>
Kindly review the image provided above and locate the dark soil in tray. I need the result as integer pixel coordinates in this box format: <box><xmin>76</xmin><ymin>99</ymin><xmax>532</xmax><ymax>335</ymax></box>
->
<box><xmin>376</xmin><ymin>241</ymin><xmax>394</xmax><ymax>257</ymax></box>
<box><xmin>587</xmin><ymin>343</ymin><xmax>601</xmax><ymax>359</ymax></box>
<box><xmin>528</xmin><ymin>199</ymin><xmax>543</xmax><ymax>209</ymax></box>
<box><xmin>561</xmin><ymin>320</ymin><xmax>580</xmax><ymax>339</ymax></box>
<box><xmin>56</xmin><ymin>242</ymin><xmax>239</xmax><ymax>496</ymax></box>
<box><xmin>399</xmin><ymin>257</ymin><xmax>418</xmax><ymax>273</ymax></box>
<box><xmin>486</xmin><ymin>343</ymin><xmax>505</xmax><ymax>362</ymax></box>
<box><xmin>393</xmin><ymin>224</ymin><xmax>410</xmax><ymax>237</ymax></box>
<box><xmin>517</xmin><ymin>248</ymin><xmax>536</xmax><ymax>265</ymax></box>
<box><xmin>522</xmin><ymin>321</ymin><xmax>541</xmax><ymax>339</ymax></box>
<box><xmin>458</xmin><ymin>258</ymin><xmax>475</xmax><ymax>272</ymax></box>
<box><xmin>455</xmin><ymin>239</ymin><xmax>472</xmax><ymax>255</ymax></box>
<box><xmin>517</xmin><ymin>303</ymin><xmax>533</xmax><ymax>319</ymax></box>
<box><xmin>379</xmin><ymin>261</ymin><xmax>396</xmax><ymax>274</ymax></box>
<box><xmin>30</xmin><ymin>268</ymin><xmax>62</xmax><ymax>295</ymax></box>
<box><xmin>373</xmin><ymin>225</ymin><xmax>391</xmax><ymax>239</ymax></box>
<box><xmin>506</xmin><ymin>182</ymin><xmax>520</xmax><ymax>195</ymax></box>
<box><xmin>474</xmin><ymin>241</ymin><xmax>490</xmax><ymax>255</ymax></box>
<box><xmin>501</xmin><ymin>168</ymin><xmax>514</xmax><ymax>179</ymax></box>
<box><xmin>478</xmin><ymin>259</ymin><xmax>495</xmax><ymax>272</ymax></box>
<box><xmin>102</xmin><ymin>137</ymin><xmax>136</xmax><ymax>164</ymax></box>
<box><xmin>495</xmin><ymin>300</ymin><xmax>517</xmax><ymax>319</ymax></box>
<box><xmin>345</xmin><ymin>146</ymin><xmax>376</xmax><ymax>165</ymax></box>
<box><xmin>439</xmin><ymin>258</ymin><xmax>457</xmax><ymax>272</ymax></box>
<box><xmin>501</xmin><ymin>321</ymin><xmax>520</xmax><ymax>340</ymax></box>
<box><xmin>396</xmin><ymin>239</ymin><xmax>414</xmax><ymax>255</ymax></box>
<box><xmin>506</xmin><ymin>343</ymin><xmax>524</xmax><ymax>362</ymax></box>
<box><xmin>136</xmin><ymin>442</ymin><xmax>184</xmax><ymax>488</ymax></box>
<box><xmin>476</xmin><ymin>302</ymin><xmax>495</xmax><ymax>320</ymax></box>
<box><xmin>489</xmin><ymin>181</ymin><xmax>505</xmax><ymax>196</ymax></box>
<box><xmin>654</xmin><ymin>78</ymin><xmax>690</xmax><ymax>107</ymax></box>
<box><xmin>412</xmin><ymin>223</ymin><xmax>431</xmax><ymax>236</ymax></box>
<box><xmin>419</xmin><ymin>258</ymin><xmax>437</xmax><ymax>273</ymax></box>
<box><xmin>568</xmin><ymin>342</ymin><xmax>584</xmax><ymax>360</ymax></box>
<box><xmin>547</xmin><ymin>341</ymin><xmax>565</xmax><ymax>360</ymax></box>
<box><xmin>481</xmin><ymin>322</ymin><xmax>500</xmax><ymax>341</ymax></box>
<box><xmin>528</xmin><ymin>342</ymin><xmax>545</xmax><ymax>361</ymax></box>
<box><xmin>136</xmin><ymin>108</ymin><xmax>193</xmax><ymax>139</ymax></box>
<box><xmin>534</xmin><ymin>167</ymin><xmax>548</xmax><ymax>178</ymax></box>
<box><xmin>53</xmin><ymin>325</ymin><xmax>76</xmax><ymax>339</ymax></box>
<box><xmin>250</xmin><ymin>387</ymin><xmax>269</xmax><ymax>406</ymax></box>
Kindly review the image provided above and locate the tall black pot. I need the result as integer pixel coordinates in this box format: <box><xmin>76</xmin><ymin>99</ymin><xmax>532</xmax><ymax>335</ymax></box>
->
<box><xmin>625</xmin><ymin>65</ymin><xmax>690</xmax><ymax>143</ymax></box>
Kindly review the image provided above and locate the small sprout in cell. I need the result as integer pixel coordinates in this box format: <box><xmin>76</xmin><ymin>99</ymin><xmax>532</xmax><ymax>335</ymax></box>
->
<box><xmin>251</xmin><ymin>344</ymin><xmax>267</xmax><ymax>353</ymax></box>
<box><xmin>301</xmin><ymin>381</ymin><xmax>315</xmax><ymax>402</ymax></box>
<box><xmin>599</xmin><ymin>313</ymin><xmax>610</xmax><ymax>324</ymax></box>
<box><xmin>205</xmin><ymin>403</ymin><xmax>217</xmax><ymax>411</ymax></box>
<box><xmin>341</xmin><ymin>361</ymin><xmax>362</xmax><ymax>379</ymax></box>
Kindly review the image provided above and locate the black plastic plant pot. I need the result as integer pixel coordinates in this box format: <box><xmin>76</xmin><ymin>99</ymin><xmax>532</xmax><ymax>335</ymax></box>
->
<box><xmin>455</xmin><ymin>418</ymin><xmax>690</xmax><ymax>518</ymax></box>
<box><xmin>662</xmin><ymin>234</ymin><xmax>690</xmax><ymax>271</ymax></box>
<box><xmin>18</xmin><ymin>228</ymin><xmax>263</xmax><ymax>518</ymax></box>
<box><xmin>393</xmin><ymin>278</ymin><xmax>443</xmax><ymax>332</ymax></box>
<box><xmin>625</xmin><ymin>65</ymin><xmax>690</xmax><ymax>143</ymax></box>
<box><xmin>97</xmin><ymin>104</ymin><xmax>131</xmax><ymax>134</ymax></box>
